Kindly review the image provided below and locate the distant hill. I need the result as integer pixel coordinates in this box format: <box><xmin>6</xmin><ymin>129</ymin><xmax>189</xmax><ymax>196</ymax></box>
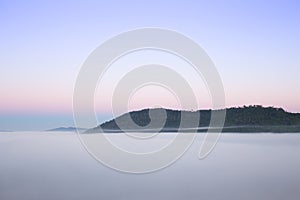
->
<box><xmin>46</xmin><ymin>127</ymin><xmax>87</xmax><ymax>132</ymax></box>
<box><xmin>0</xmin><ymin>130</ymin><xmax>12</xmax><ymax>132</ymax></box>
<box><xmin>86</xmin><ymin>105</ymin><xmax>300</xmax><ymax>133</ymax></box>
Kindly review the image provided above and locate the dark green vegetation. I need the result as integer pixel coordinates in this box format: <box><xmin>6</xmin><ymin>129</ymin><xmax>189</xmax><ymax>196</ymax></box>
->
<box><xmin>86</xmin><ymin>105</ymin><xmax>300</xmax><ymax>133</ymax></box>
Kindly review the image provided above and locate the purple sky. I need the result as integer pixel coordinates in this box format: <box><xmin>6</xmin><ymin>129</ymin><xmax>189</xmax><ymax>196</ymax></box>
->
<box><xmin>1</xmin><ymin>0</ymin><xmax>299</xmax><ymax>130</ymax></box>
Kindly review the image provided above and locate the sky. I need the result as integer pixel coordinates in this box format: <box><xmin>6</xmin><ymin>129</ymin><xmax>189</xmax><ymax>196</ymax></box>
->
<box><xmin>0</xmin><ymin>0</ymin><xmax>300</xmax><ymax>131</ymax></box>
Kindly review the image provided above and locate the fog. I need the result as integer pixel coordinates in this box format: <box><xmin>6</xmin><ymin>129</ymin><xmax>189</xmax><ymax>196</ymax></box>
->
<box><xmin>1</xmin><ymin>132</ymin><xmax>300</xmax><ymax>200</ymax></box>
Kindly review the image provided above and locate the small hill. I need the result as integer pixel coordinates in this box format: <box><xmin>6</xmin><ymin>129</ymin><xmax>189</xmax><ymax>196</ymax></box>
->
<box><xmin>0</xmin><ymin>129</ymin><xmax>13</xmax><ymax>132</ymax></box>
<box><xmin>46</xmin><ymin>127</ymin><xmax>86</xmax><ymax>132</ymax></box>
<box><xmin>86</xmin><ymin>105</ymin><xmax>300</xmax><ymax>133</ymax></box>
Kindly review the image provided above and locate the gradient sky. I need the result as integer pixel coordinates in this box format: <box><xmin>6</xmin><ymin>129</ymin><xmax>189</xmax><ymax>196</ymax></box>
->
<box><xmin>1</xmin><ymin>0</ymin><xmax>300</xmax><ymax>131</ymax></box>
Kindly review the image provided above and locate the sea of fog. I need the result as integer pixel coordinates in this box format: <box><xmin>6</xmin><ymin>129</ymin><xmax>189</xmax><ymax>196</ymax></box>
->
<box><xmin>1</xmin><ymin>132</ymin><xmax>300</xmax><ymax>200</ymax></box>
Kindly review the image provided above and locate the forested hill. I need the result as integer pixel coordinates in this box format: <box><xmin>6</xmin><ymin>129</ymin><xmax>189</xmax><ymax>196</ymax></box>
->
<box><xmin>86</xmin><ymin>106</ymin><xmax>300</xmax><ymax>133</ymax></box>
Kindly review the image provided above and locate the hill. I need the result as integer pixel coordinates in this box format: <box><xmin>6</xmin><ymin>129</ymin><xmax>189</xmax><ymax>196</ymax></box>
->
<box><xmin>86</xmin><ymin>105</ymin><xmax>300</xmax><ymax>133</ymax></box>
<box><xmin>0</xmin><ymin>130</ymin><xmax>13</xmax><ymax>132</ymax></box>
<box><xmin>46</xmin><ymin>127</ymin><xmax>87</xmax><ymax>132</ymax></box>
